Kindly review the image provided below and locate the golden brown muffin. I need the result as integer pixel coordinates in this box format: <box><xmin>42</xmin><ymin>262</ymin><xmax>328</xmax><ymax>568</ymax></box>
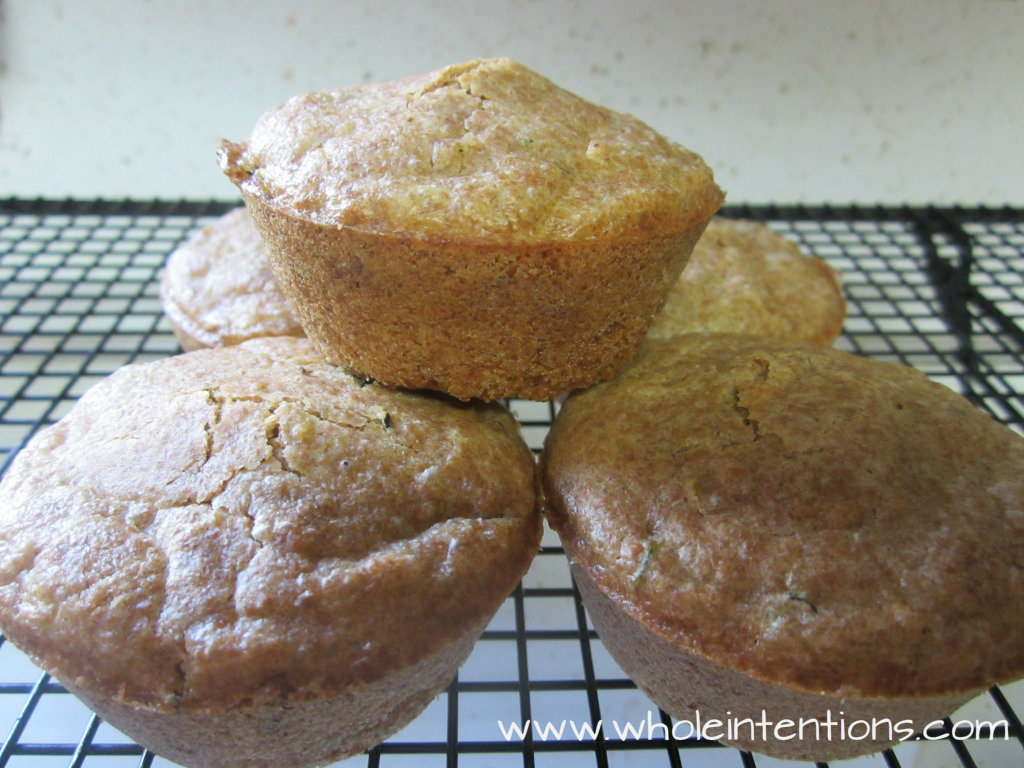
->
<box><xmin>159</xmin><ymin>207</ymin><xmax>304</xmax><ymax>351</ymax></box>
<box><xmin>541</xmin><ymin>334</ymin><xmax>1024</xmax><ymax>761</ymax></box>
<box><xmin>647</xmin><ymin>218</ymin><xmax>845</xmax><ymax>344</ymax></box>
<box><xmin>219</xmin><ymin>57</ymin><xmax>724</xmax><ymax>401</ymax></box>
<box><xmin>0</xmin><ymin>337</ymin><xmax>541</xmax><ymax>768</ymax></box>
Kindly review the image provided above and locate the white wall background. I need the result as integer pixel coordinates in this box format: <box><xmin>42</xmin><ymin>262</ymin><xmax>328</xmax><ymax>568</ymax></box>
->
<box><xmin>0</xmin><ymin>0</ymin><xmax>1022</xmax><ymax>205</ymax></box>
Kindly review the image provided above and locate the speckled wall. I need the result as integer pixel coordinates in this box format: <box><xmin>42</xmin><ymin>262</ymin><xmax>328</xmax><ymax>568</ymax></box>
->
<box><xmin>1</xmin><ymin>0</ymin><xmax>1021</xmax><ymax>204</ymax></box>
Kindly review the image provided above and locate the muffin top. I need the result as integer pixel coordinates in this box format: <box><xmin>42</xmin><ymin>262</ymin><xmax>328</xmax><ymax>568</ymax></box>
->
<box><xmin>220</xmin><ymin>58</ymin><xmax>723</xmax><ymax>243</ymax></box>
<box><xmin>647</xmin><ymin>218</ymin><xmax>845</xmax><ymax>344</ymax></box>
<box><xmin>0</xmin><ymin>337</ymin><xmax>539</xmax><ymax>710</ymax></box>
<box><xmin>159</xmin><ymin>208</ymin><xmax>304</xmax><ymax>349</ymax></box>
<box><xmin>542</xmin><ymin>335</ymin><xmax>1024</xmax><ymax>698</ymax></box>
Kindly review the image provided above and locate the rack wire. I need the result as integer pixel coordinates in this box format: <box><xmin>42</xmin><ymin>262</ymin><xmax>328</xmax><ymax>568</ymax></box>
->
<box><xmin>0</xmin><ymin>199</ymin><xmax>1022</xmax><ymax>768</ymax></box>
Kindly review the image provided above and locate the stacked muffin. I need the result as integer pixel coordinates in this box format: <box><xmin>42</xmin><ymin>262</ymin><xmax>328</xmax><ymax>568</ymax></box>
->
<box><xmin>2</xmin><ymin>57</ymin><xmax>1022</xmax><ymax>767</ymax></box>
<box><xmin>218</xmin><ymin>57</ymin><xmax>724</xmax><ymax>401</ymax></box>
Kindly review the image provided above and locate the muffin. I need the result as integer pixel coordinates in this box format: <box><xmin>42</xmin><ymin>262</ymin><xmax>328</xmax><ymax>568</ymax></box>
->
<box><xmin>159</xmin><ymin>207</ymin><xmax>304</xmax><ymax>351</ymax></box>
<box><xmin>540</xmin><ymin>334</ymin><xmax>1024</xmax><ymax>761</ymax></box>
<box><xmin>0</xmin><ymin>337</ymin><xmax>541</xmax><ymax>768</ymax></box>
<box><xmin>219</xmin><ymin>57</ymin><xmax>724</xmax><ymax>401</ymax></box>
<box><xmin>647</xmin><ymin>218</ymin><xmax>845</xmax><ymax>344</ymax></box>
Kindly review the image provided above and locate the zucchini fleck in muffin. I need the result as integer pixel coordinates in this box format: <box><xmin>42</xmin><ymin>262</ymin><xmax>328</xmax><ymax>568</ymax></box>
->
<box><xmin>540</xmin><ymin>334</ymin><xmax>1024</xmax><ymax>761</ymax></box>
<box><xmin>647</xmin><ymin>218</ymin><xmax>845</xmax><ymax>344</ymax></box>
<box><xmin>159</xmin><ymin>207</ymin><xmax>304</xmax><ymax>351</ymax></box>
<box><xmin>0</xmin><ymin>337</ymin><xmax>541</xmax><ymax>768</ymax></box>
<box><xmin>219</xmin><ymin>57</ymin><xmax>724</xmax><ymax>401</ymax></box>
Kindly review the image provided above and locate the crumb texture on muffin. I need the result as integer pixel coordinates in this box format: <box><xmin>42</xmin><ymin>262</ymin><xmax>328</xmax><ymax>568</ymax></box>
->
<box><xmin>217</xmin><ymin>57</ymin><xmax>723</xmax><ymax>401</ymax></box>
<box><xmin>221</xmin><ymin>57</ymin><xmax>723</xmax><ymax>242</ymax></box>
<box><xmin>0</xmin><ymin>337</ymin><xmax>539</xmax><ymax>711</ymax></box>
<box><xmin>647</xmin><ymin>218</ymin><xmax>845</xmax><ymax>344</ymax></box>
<box><xmin>542</xmin><ymin>334</ymin><xmax>1024</xmax><ymax>699</ymax></box>
<box><xmin>159</xmin><ymin>208</ymin><xmax>304</xmax><ymax>350</ymax></box>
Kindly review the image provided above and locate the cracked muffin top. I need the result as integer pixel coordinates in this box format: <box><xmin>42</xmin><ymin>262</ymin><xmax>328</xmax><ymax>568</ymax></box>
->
<box><xmin>541</xmin><ymin>334</ymin><xmax>1024</xmax><ymax>698</ymax></box>
<box><xmin>219</xmin><ymin>57</ymin><xmax>723</xmax><ymax>243</ymax></box>
<box><xmin>159</xmin><ymin>207</ymin><xmax>304</xmax><ymax>350</ymax></box>
<box><xmin>647</xmin><ymin>218</ymin><xmax>845</xmax><ymax>344</ymax></box>
<box><xmin>0</xmin><ymin>337</ymin><xmax>540</xmax><ymax>710</ymax></box>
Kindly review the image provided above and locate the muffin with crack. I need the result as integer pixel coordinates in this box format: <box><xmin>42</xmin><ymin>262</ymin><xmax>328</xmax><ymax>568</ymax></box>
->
<box><xmin>0</xmin><ymin>336</ymin><xmax>541</xmax><ymax>768</ymax></box>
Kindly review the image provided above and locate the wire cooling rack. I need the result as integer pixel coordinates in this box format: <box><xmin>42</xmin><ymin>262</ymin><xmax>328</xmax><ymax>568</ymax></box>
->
<box><xmin>1</xmin><ymin>199</ymin><xmax>1023</xmax><ymax>768</ymax></box>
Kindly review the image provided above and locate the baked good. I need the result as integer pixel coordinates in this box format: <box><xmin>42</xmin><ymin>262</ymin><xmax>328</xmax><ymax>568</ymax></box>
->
<box><xmin>647</xmin><ymin>218</ymin><xmax>845</xmax><ymax>344</ymax></box>
<box><xmin>219</xmin><ymin>57</ymin><xmax>724</xmax><ymax>401</ymax></box>
<box><xmin>159</xmin><ymin>207</ymin><xmax>304</xmax><ymax>351</ymax></box>
<box><xmin>540</xmin><ymin>334</ymin><xmax>1024</xmax><ymax>760</ymax></box>
<box><xmin>0</xmin><ymin>337</ymin><xmax>541</xmax><ymax>768</ymax></box>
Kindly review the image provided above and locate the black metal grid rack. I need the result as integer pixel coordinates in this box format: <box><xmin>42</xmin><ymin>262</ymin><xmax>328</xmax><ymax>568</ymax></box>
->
<box><xmin>0</xmin><ymin>198</ymin><xmax>1022</xmax><ymax>768</ymax></box>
